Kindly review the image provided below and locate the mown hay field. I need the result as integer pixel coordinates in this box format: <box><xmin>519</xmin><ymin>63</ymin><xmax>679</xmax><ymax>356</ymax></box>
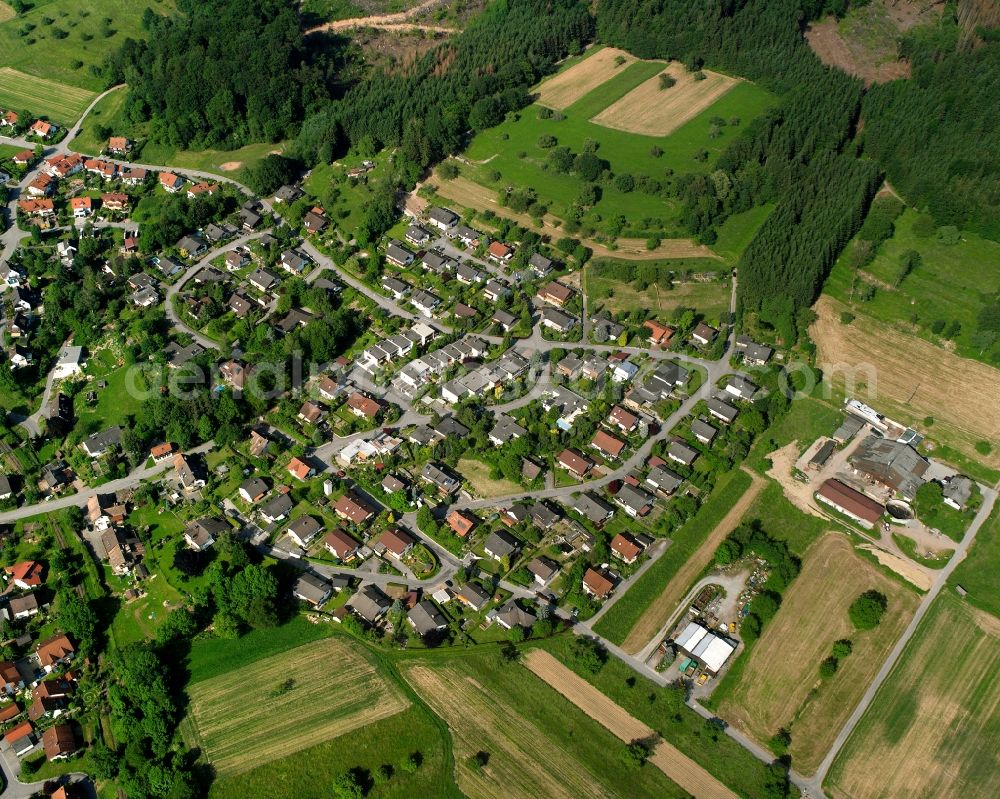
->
<box><xmin>592</xmin><ymin>62</ymin><xmax>739</xmax><ymax>136</ymax></box>
<box><xmin>717</xmin><ymin>534</ymin><xmax>919</xmax><ymax>774</ymax></box>
<box><xmin>0</xmin><ymin>67</ymin><xmax>95</xmax><ymax>121</ymax></box>
<box><xmin>827</xmin><ymin>593</ymin><xmax>1000</xmax><ymax>799</ymax></box>
<box><xmin>187</xmin><ymin>637</ymin><xmax>409</xmax><ymax>776</ymax></box>
<box><xmin>534</xmin><ymin>46</ymin><xmax>642</xmax><ymax>109</ymax></box>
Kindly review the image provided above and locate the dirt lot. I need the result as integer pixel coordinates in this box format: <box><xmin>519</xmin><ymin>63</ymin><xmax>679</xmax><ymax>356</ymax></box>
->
<box><xmin>0</xmin><ymin>2</ymin><xmax>14</xmax><ymax>23</ymax></box>
<box><xmin>718</xmin><ymin>534</ymin><xmax>919</xmax><ymax>775</ymax></box>
<box><xmin>535</xmin><ymin>47</ymin><xmax>639</xmax><ymax>110</ymax></box>
<box><xmin>621</xmin><ymin>470</ymin><xmax>766</xmax><ymax>654</ymax></box>
<box><xmin>592</xmin><ymin>62</ymin><xmax>738</xmax><ymax>136</ymax></box>
<box><xmin>828</xmin><ymin>594</ymin><xmax>1000</xmax><ymax>799</ymax></box>
<box><xmin>805</xmin><ymin>17</ymin><xmax>909</xmax><ymax>85</ymax></box>
<box><xmin>187</xmin><ymin>638</ymin><xmax>408</xmax><ymax>776</ymax></box>
<box><xmin>858</xmin><ymin>543</ymin><xmax>933</xmax><ymax>591</ymax></box>
<box><xmin>524</xmin><ymin>650</ymin><xmax>739</xmax><ymax>799</ymax></box>
<box><xmin>812</xmin><ymin>296</ymin><xmax>1000</xmax><ymax>470</ymax></box>
<box><xmin>430</xmin><ymin>175</ymin><xmax>718</xmax><ymax>260</ymax></box>
<box><xmin>405</xmin><ymin>664</ymin><xmax>615</xmax><ymax>799</ymax></box>
<box><xmin>766</xmin><ymin>442</ymin><xmax>827</xmax><ymax>520</ymax></box>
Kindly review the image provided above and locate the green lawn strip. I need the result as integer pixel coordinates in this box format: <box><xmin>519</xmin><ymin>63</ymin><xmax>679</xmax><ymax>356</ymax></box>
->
<box><xmin>206</xmin><ymin>705</ymin><xmax>447</xmax><ymax>799</ymax></box>
<box><xmin>745</xmin><ymin>480</ymin><xmax>830</xmax><ymax>556</ymax></box>
<box><xmin>593</xmin><ymin>468</ymin><xmax>753</xmax><ymax>644</ymax></box>
<box><xmin>562</xmin><ymin>59</ymin><xmax>666</xmax><ymax>118</ymax></box>
<box><xmin>538</xmin><ymin>635</ymin><xmax>785</xmax><ymax>799</ymax></box>
<box><xmin>949</xmin><ymin>500</ymin><xmax>1000</xmax><ymax>618</ymax></box>
<box><xmin>185</xmin><ymin>615</ymin><xmax>336</xmax><ymax>683</ymax></box>
<box><xmin>713</xmin><ymin>203</ymin><xmax>775</xmax><ymax>263</ymax></box>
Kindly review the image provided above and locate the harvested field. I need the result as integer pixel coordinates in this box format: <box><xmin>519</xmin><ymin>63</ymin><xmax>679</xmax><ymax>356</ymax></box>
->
<box><xmin>591</xmin><ymin>62</ymin><xmax>738</xmax><ymax>136</ymax></box>
<box><xmin>0</xmin><ymin>68</ymin><xmax>96</xmax><ymax>122</ymax></box>
<box><xmin>524</xmin><ymin>650</ymin><xmax>740</xmax><ymax>799</ymax></box>
<box><xmin>621</xmin><ymin>470</ymin><xmax>766</xmax><ymax>654</ymax></box>
<box><xmin>405</xmin><ymin>658</ymin><xmax>690</xmax><ymax>799</ymax></box>
<box><xmin>805</xmin><ymin>17</ymin><xmax>909</xmax><ymax>85</ymax></box>
<box><xmin>535</xmin><ymin>47</ymin><xmax>639</xmax><ymax>110</ymax></box>
<box><xmin>0</xmin><ymin>3</ymin><xmax>14</xmax><ymax>23</ymax></box>
<box><xmin>187</xmin><ymin>637</ymin><xmax>408</xmax><ymax>777</ymax></box>
<box><xmin>718</xmin><ymin>534</ymin><xmax>919</xmax><ymax>774</ymax></box>
<box><xmin>811</xmin><ymin>295</ymin><xmax>1000</xmax><ymax>471</ymax></box>
<box><xmin>431</xmin><ymin>175</ymin><xmax>717</xmax><ymax>260</ymax></box>
<box><xmin>407</xmin><ymin>666</ymin><xmax>617</xmax><ymax>799</ymax></box>
<box><xmin>828</xmin><ymin>594</ymin><xmax>1000</xmax><ymax>799</ymax></box>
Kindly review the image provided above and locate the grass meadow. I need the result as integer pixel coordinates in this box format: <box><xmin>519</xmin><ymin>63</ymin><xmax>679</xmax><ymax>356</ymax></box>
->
<box><xmin>826</xmin><ymin>593</ymin><xmax>1000</xmax><ymax>799</ymax></box>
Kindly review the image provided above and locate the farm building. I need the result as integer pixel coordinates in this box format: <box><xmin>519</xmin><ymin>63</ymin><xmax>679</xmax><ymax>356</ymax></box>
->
<box><xmin>815</xmin><ymin>479</ymin><xmax>885</xmax><ymax>528</ymax></box>
<box><xmin>808</xmin><ymin>440</ymin><xmax>835</xmax><ymax>470</ymax></box>
<box><xmin>674</xmin><ymin>621</ymin><xmax>736</xmax><ymax>675</ymax></box>
<box><xmin>849</xmin><ymin>436</ymin><xmax>929</xmax><ymax>500</ymax></box>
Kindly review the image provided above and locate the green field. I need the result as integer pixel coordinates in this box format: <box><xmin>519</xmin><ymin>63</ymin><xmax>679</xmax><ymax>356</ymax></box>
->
<box><xmin>0</xmin><ymin>66</ymin><xmax>94</xmax><ymax>121</ymax></box>
<box><xmin>586</xmin><ymin>264</ymin><xmax>732</xmax><ymax>318</ymax></box>
<box><xmin>66</xmin><ymin>82</ymin><xmax>127</xmax><ymax>152</ymax></box>
<box><xmin>824</xmin><ymin>208</ymin><xmax>1000</xmax><ymax>367</ymax></box>
<box><xmin>208</xmin><ymin>706</ymin><xmax>447</xmax><ymax>799</ymax></box>
<box><xmin>950</xmin><ymin>501</ymin><xmax>1000</xmax><ymax>618</ymax></box>
<box><xmin>827</xmin><ymin>593</ymin><xmax>1000</xmax><ymax>799</ymax></box>
<box><xmin>593</xmin><ymin>468</ymin><xmax>753</xmax><ymax>644</ymax></box>
<box><xmin>713</xmin><ymin>203</ymin><xmax>775</xmax><ymax>263</ymax></box>
<box><xmin>0</xmin><ymin>0</ymin><xmax>171</xmax><ymax>92</ymax></box>
<box><xmin>458</xmin><ymin>65</ymin><xmax>774</xmax><ymax>240</ymax></box>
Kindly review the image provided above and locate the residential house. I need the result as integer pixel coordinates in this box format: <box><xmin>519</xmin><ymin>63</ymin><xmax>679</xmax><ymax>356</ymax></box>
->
<box><xmin>571</xmin><ymin>492</ymin><xmax>615</xmax><ymax>525</ymax></box>
<box><xmin>489</xmin><ymin>414</ymin><xmax>526</xmax><ymax>446</ymax></box>
<box><xmin>173</xmin><ymin>452</ymin><xmax>205</xmax><ymax>490</ymax></box>
<box><xmin>0</xmin><ymin>661</ymin><xmax>23</xmax><ymax>696</ymax></box>
<box><xmin>526</xmin><ymin>557</ymin><xmax>559</xmax><ymax>586</ymax></box>
<box><xmin>608</xmin><ymin>405</ymin><xmax>639</xmax><ymax>434</ymax></box>
<box><xmin>582</xmin><ymin>568</ymin><xmax>614</xmax><ymax>599</ymax></box>
<box><xmin>427</xmin><ymin>206</ymin><xmax>459</xmax><ymax>230</ymax></box>
<box><xmin>36</xmin><ymin>634</ymin><xmax>75</xmax><ymax>673</ymax></box>
<box><xmin>528</xmin><ymin>252</ymin><xmax>553</xmax><ymax>277</ymax></box>
<box><xmin>7</xmin><ymin>595</ymin><xmax>39</xmax><ymax>621</ymax></box>
<box><xmin>386</xmin><ymin>240</ymin><xmax>415</xmax><ymax>267</ymax></box>
<box><xmin>410</xmin><ymin>288</ymin><xmax>441</xmax><ymax>317</ymax></box>
<box><xmin>346</xmin><ymin>391</ymin><xmax>382</xmax><ymax>420</ymax></box>
<box><xmin>81</xmin><ymin>426</ymin><xmax>122</xmax><ymax>457</ymax></box>
<box><xmin>591</xmin><ymin>430</ymin><xmax>626</xmax><ymax>460</ymax></box>
<box><xmin>483</xmin><ymin>279</ymin><xmax>511</xmax><ymax>302</ymax></box>
<box><xmin>374</xmin><ymin>527</ymin><xmax>415</xmax><ymax>559</ymax></box>
<box><xmin>287</xmin><ymin>457</ymin><xmax>315</xmax><ymax>481</ymax></box>
<box><xmin>421</xmin><ymin>462</ymin><xmax>461</xmax><ymax>495</ymax></box>
<box><xmin>260</xmin><ymin>493</ymin><xmax>293</xmax><ymax>524</ymax></box>
<box><xmin>238</xmin><ymin>477</ymin><xmax>269</xmax><ymax>503</ymax></box>
<box><xmin>107</xmin><ymin>136</ymin><xmax>130</xmax><ymax>154</ymax></box>
<box><xmin>615</xmin><ymin>484</ymin><xmax>655</xmax><ymax>518</ymax></box>
<box><xmin>248</xmin><ymin>268</ymin><xmax>281</xmax><ymax>293</ymax></box>
<box><xmin>557</xmin><ymin>448</ymin><xmax>593</xmax><ymax>478</ymax></box>
<box><xmin>101</xmin><ymin>192</ymin><xmax>129</xmax><ymax>212</ymax></box>
<box><xmin>177</xmin><ymin>234</ymin><xmax>206</xmax><ymax>258</ymax></box>
<box><xmin>707</xmin><ymin>397</ymin><xmax>739</xmax><ymax>425</ymax></box>
<box><xmin>667</xmin><ymin>440</ymin><xmax>699</xmax><ymax>467</ymax></box>
<box><xmin>491</xmin><ymin>309</ymin><xmax>517</xmax><ymax>332</ymax></box>
<box><xmin>483</xmin><ymin>530</ymin><xmax>519</xmax><ymax>562</ymax></box>
<box><xmin>42</xmin><ymin>723</ymin><xmax>77</xmax><ymax>761</ymax></box>
<box><xmin>324</xmin><ymin>528</ymin><xmax>361</xmax><ymax>561</ymax></box>
<box><xmin>348</xmin><ymin>584</ymin><xmax>391</xmax><ymax>624</ymax></box>
<box><xmin>455</xmin><ymin>583</ymin><xmax>491</xmax><ymax>611</ymax></box>
<box><xmin>725</xmin><ymin>376</ymin><xmax>758</xmax><ymax>402</ymax></box>
<box><xmin>735</xmin><ymin>335</ymin><xmax>773</xmax><ymax>366</ymax></box>
<box><xmin>494</xmin><ymin>600</ymin><xmax>536</xmax><ymax>630</ymax></box>
<box><xmin>691</xmin><ymin>419</ymin><xmax>718</xmax><ymax>445</ymax></box>
<box><xmin>297</xmin><ymin>400</ymin><xmax>324</xmax><ymax>426</ymax></box>
<box><xmin>287</xmin><ymin>516</ymin><xmax>324</xmax><ymax>548</ymax></box>
<box><xmin>5</xmin><ymin>721</ymin><xmax>35</xmax><ymax>756</ymax></box>
<box><xmin>381</xmin><ymin>275</ymin><xmax>410</xmax><ymax>299</ymax></box>
<box><xmin>611</xmin><ymin>533</ymin><xmax>644</xmax><ymax>564</ymax></box>
<box><xmin>446</xmin><ymin>509</ymin><xmax>477</xmax><ymax>538</ymax></box>
<box><xmin>405</xmin><ymin>224</ymin><xmax>431</xmax><ymax>246</ymax></box>
<box><xmin>644</xmin><ymin>319</ymin><xmax>675</xmax><ymax>348</ymax></box>
<box><xmin>408</xmin><ymin>600</ymin><xmax>448</xmax><ymax>637</ymax></box>
<box><xmin>30</xmin><ymin>120</ymin><xmax>56</xmax><ymax>139</ymax></box>
<box><xmin>273</xmin><ymin>185</ymin><xmax>302</xmax><ymax>204</ymax></box>
<box><xmin>455</xmin><ymin>262</ymin><xmax>486</xmax><ymax>284</ymax></box>
<box><xmin>184</xmin><ymin>518</ymin><xmax>227</xmax><ymax>550</ymax></box>
<box><xmin>334</xmin><ymin>492</ymin><xmax>376</xmax><ymax>526</ymax></box>
<box><xmin>159</xmin><ymin>172</ymin><xmax>185</xmax><ymax>193</ymax></box>
<box><xmin>646</xmin><ymin>465</ymin><xmax>683</xmax><ymax>496</ymax></box>
<box><xmin>487</xmin><ymin>241</ymin><xmax>513</xmax><ymax>264</ymax></box>
<box><xmin>692</xmin><ymin>322</ymin><xmax>719</xmax><ymax>347</ymax></box>
<box><xmin>280</xmin><ymin>249</ymin><xmax>310</xmax><ymax>276</ymax></box>
<box><xmin>540</xmin><ymin>307</ymin><xmax>577</xmax><ymax>334</ymax></box>
<box><xmin>292</xmin><ymin>573</ymin><xmax>332</xmax><ymax>607</ymax></box>
<box><xmin>536</xmin><ymin>280</ymin><xmax>573</xmax><ymax>307</ymax></box>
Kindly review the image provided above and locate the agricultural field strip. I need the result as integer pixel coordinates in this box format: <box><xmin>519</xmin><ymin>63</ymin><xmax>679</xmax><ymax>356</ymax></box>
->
<box><xmin>0</xmin><ymin>67</ymin><xmax>96</xmax><ymax>120</ymax></box>
<box><xmin>592</xmin><ymin>63</ymin><xmax>739</xmax><ymax>137</ymax></box>
<box><xmin>405</xmin><ymin>664</ymin><xmax>611</xmax><ymax>799</ymax></box>
<box><xmin>812</xmin><ymin>296</ymin><xmax>1000</xmax><ymax>466</ymax></box>
<box><xmin>621</xmin><ymin>470</ymin><xmax>766</xmax><ymax>653</ymax></box>
<box><xmin>188</xmin><ymin>638</ymin><xmax>409</xmax><ymax>776</ymax></box>
<box><xmin>718</xmin><ymin>534</ymin><xmax>919</xmax><ymax>773</ymax></box>
<box><xmin>523</xmin><ymin>650</ymin><xmax>740</xmax><ymax>799</ymax></box>
<box><xmin>534</xmin><ymin>46</ymin><xmax>642</xmax><ymax>110</ymax></box>
<box><xmin>828</xmin><ymin>596</ymin><xmax>1000</xmax><ymax>799</ymax></box>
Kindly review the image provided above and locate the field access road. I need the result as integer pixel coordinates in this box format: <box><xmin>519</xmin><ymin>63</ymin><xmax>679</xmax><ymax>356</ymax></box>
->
<box><xmin>803</xmin><ymin>481</ymin><xmax>999</xmax><ymax>798</ymax></box>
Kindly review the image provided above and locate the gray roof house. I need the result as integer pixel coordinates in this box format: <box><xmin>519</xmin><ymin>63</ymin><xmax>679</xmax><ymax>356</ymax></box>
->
<box><xmin>348</xmin><ymin>584</ymin><xmax>392</xmax><ymax>624</ymax></box>
<box><xmin>292</xmin><ymin>573</ymin><xmax>332</xmax><ymax>606</ymax></box>
<box><xmin>571</xmin><ymin>492</ymin><xmax>615</xmax><ymax>525</ymax></box>
<box><xmin>483</xmin><ymin>530</ymin><xmax>520</xmax><ymax>562</ymax></box>
<box><xmin>81</xmin><ymin>426</ymin><xmax>122</xmax><ymax>457</ymax></box>
<box><xmin>408</xmin><ymin>600</ymin><xmax>449</xmax><ymax>637</ymax></box>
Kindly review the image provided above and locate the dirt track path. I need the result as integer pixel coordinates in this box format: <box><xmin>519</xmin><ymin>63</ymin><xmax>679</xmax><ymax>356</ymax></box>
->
<box><xmin>305</xmin><ymin>0</ymin><xmax>455</xmax><ymax>34</ymax></box>
<box><xmin>621</xmin><ymin>469</ymin><xmax>766</xmax><ymax>654</ymax></box>
<box><xmin>524</xmin><ymin>650</ymin><xmax>740</xmax><ymax>799</ymax></box>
